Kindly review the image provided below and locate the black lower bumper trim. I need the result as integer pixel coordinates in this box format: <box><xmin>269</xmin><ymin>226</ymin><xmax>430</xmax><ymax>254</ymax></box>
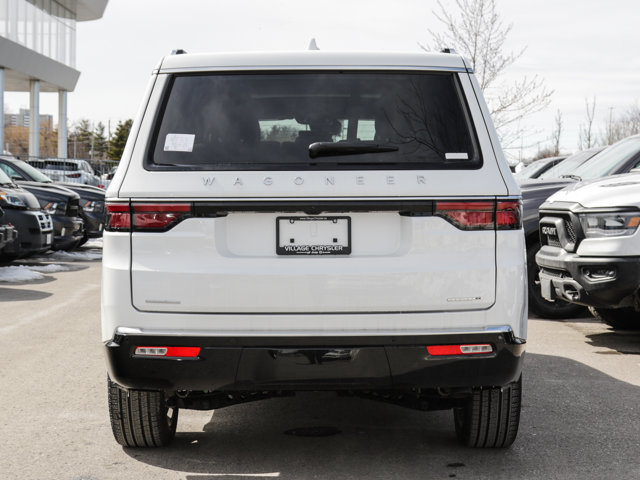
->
<box><xmin>106</xmin><ymin>333</ymin><xmax>525</xmax><ymax>393</ymax></box>
<box><xmin>536</xmin><ymin>247</ymin><xmax>640</xmax><ymax>308</ymax></box>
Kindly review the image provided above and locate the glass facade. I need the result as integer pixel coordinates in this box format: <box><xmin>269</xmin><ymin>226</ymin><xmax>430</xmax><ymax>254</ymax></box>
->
<box><xmin>0</xmin><ymin>0</ymin><xmax>76</xmax><ymax>68</ymax></box>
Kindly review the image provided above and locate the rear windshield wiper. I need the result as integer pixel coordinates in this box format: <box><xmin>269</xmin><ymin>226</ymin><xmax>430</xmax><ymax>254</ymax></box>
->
<box><xmin>560</xmin><ymin>174</ymin><xmax>582</xmax><ymax>181</ymax></box>
<box><xmin>309</xmin><ymin>142</ymin><xmax>399</xmax><ymax>159</ymax></box>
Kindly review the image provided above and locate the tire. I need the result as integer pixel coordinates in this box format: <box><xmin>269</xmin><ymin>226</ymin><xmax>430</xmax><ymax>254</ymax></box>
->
<box><xmin>589</xmin><ymin>307</ymin><xmax>639</xmax><ymax>330</ymax></box>
<box><xmin>0</xmin><ymin>253</ymin><xmax>19</xmax><ymax>265</ymax></box>
<box><xmin>108</xmin><ymin>377</ymin><xmax>178</xmax><ymax>447</ymax></box>
<box><xmin>454</xmin><ymin>376</ymin><xmax>522</xmax><ymax>448</ymax></box>
<box><xmin>527</xmin><ymin>242</ymin><xmax>584</xmax><ymax>319</ymax></box>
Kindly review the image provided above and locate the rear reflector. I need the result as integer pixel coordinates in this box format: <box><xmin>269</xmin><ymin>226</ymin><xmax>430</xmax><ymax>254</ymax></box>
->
<box><xmin>427</xmin><ymin>344</ymin><xmax>493</xmax><ymax>356</ymax></box>
<box><xmin>135</xmin><ymin>346</ymin><xmax>201</xmax><ymax>357</ymax></box>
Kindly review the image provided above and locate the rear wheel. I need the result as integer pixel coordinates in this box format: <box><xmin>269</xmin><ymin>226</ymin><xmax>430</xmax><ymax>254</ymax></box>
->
<box><xmin>527</xmin><ymin>242</ymin><xmax>584</xmax><ymax>319</ymax></box>
<box><xmin>589</xmin><ymin>307</ymin><xmax>639</xmax><ymax>330</ymax></box>
<box><xmin>454</xmin><ymin>376</ymin><xmax>522</xmax><ymax>448</ymax></box>
<box><xmin>108</xmin><ymin>377</ymin><xmax>178</xmax><ymax>447</ymax></box>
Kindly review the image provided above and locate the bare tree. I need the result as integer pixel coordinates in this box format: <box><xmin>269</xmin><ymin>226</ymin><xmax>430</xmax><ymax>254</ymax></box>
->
<box><xmin>601</xmin><ymin>102</ymin><xmax>640</xmax><ymax>145</ymax></box>
<box><xmin>578</xmin><ymin>97</ymin><xmax>597</xmax><ymax>149</ymax></box>
<box><xmin>551</xmin><ymin>109</ymin><xmax>563</xmax><ymax>155</ymax></box>
<box><xmin>603</xmin><ymin>106</ymin><xmax>617</xmax><ymax>146</ymax></box>
<box><xmin>530</xmin><ymin>145</ymin><xmax>557</xmax><ymax>162</ymax></box>
<box><xmin>420</xmin><ymin>0</ymin><xmax>553</xmax><ymax>148</ymax></box>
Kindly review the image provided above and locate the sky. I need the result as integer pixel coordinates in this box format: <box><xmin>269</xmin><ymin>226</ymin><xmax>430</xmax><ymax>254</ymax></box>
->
<box><xmin>5</xmin><ymin>0</ymin><xmax>640</xmax><ymax>161</ymax></box>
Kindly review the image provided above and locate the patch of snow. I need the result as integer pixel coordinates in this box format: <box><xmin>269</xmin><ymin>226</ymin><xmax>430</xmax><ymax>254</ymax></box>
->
<box><xmin>46</xmin><ymin>250</ymin><xmax>102</xmax><ymax>262</ymax></box>
<box><xmin>26</xmin><ymin>264</ymin><xmax>71</xmax><ymax>273</ymax></box>
<box><xmin>84</xmin><ymin>237</ymin><xmax>103</xmax><ymax>249</ymax></box>
<box><xmin>0</xmin><ymin>266</ymin><xmax>45</xmax><ymax>283</ymax></box>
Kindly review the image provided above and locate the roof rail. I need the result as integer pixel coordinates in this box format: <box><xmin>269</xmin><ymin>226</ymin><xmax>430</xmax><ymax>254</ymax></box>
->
<box><xmin>170</xmin><ymin>49</ymin><xmax>187</xmax><ymax>55</ymax></box>
<box><xmin>440</xmin><ymin>48</ymin><xmax>457</xmax><ymax>54</ymax></box>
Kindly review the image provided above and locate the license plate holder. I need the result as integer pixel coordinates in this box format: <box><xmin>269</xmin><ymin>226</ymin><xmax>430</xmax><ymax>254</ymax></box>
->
<box><xmin>276</xmin><ymin>216</ymin><xmax>351</xmax><ymax>255</ymax></box>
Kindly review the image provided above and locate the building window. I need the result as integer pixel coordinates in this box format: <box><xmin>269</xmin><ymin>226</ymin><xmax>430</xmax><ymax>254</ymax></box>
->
<box><xmin>0</xmin><ymin>0</ymin><xmax>76</xmax><ymax>68</ymax></box>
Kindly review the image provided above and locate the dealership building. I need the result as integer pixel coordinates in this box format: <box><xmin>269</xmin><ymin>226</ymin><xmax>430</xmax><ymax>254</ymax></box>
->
<box><xmin>0</xmin><ymin>0</ymin><xmax>108</xmax><ymax>157</ymax></box>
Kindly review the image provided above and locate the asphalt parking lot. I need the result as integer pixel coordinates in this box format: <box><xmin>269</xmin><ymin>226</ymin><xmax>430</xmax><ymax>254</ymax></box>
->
<box><xmin>1</xmin><ymin>250</ymin><xmax>639</xmax><ymax>480</ymax></box>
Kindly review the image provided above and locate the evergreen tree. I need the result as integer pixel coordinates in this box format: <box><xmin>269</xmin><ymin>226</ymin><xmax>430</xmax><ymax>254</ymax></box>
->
<box><xmin>69</xmin><ymin>118</ymin><xmax>94</xmax><ymax>158</ymax></box>
<box><xmin>93</xmin><ymin>122</ymin><xmax>108</xmax><ymax>159</ymax></box>
<box><xmin>107</xmin><ymin>119</ymin><xmax>133</xmax><ymax>161</ymax></box>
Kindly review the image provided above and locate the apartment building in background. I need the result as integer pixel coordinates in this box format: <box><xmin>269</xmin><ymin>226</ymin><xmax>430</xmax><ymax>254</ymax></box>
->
<box><xmin>5</xmin><ymin>107</ymin><xmax>53</xmax><ymax>129</ymax></box>
<box><xmin>0</xmin><ymin>0</ymin><xmax>108</xmax><ymax>156</ymax></box>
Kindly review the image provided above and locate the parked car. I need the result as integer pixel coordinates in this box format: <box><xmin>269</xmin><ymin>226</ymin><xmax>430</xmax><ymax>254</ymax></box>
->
<box><xmin>537</xmin><ymin>146</ymin><xmax>605</xmax><ymax>180</ymax></box>
<box><xmin>520</xmin><ymin>136</ymin><xmax>640</xmax><ymax>318</ymax></box>
<box><xmin>0</xmin><ymin>207</ymin><xmax>19</xmax><ymax>254</ymax></box>
<box><xmin>0</xmin><ymin>157</ymin><xmax>105</xmax><ymax>245</ymax></box>
<box><xmin>513</xmin><ymin>156</ymin><xmax>566</xmax><ymax>181</ymax></box>
<box><xmin>30</xmin><ymin>158</ymin><xmax>102</xmax><ymax>187</ymax></box>
<box><xmin>536</xmin><ymin>173</ymin><xmax>640</xmax><ymax>330</ymax></box>
<box><xmin>101</xmin><ymin>166</ymin><xmax>118</xmax><ymax>186</ymax></box>
<box><xmin>103</xmin><ymin>50</ymin><xmax>526</xmax><ymax>448</ymax></box>
<box><xmin>19</xmin><ymin>183</ymin><xmax>84</xmax><ymax>250</ymax></box>
<box><xmin>0</xmin><ymin>169</ymin><xmax>53</xmax><ymax>260</ymax></box>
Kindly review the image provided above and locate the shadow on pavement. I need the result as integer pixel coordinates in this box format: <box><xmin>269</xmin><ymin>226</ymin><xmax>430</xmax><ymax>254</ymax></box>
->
<box><xmin>528</xmin><ymin>312</ymin><xmax>595</xmax><ymax>324</ymax></box>
<box><xmin>122</xmin><ymin>353</ymin><xmax>640</xmax><ymax>480</ymax></box>
<box><xmin>0</xmin><ymin>286</ymin><xmax>53</xmax><ymax>302</ymax></box>
<box><xmin>586</xmin><ymin>329</ymin><xmax>640</xmax><ymax>355</ymax></box>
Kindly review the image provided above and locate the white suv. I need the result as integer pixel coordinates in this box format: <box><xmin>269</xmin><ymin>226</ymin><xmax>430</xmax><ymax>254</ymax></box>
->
<box><xmin>31</xmin><ymin>159</ymin><xmax>101</xmax><ymax>186</ymax></box>
<box><xmin>536</xmin><ymin>172</ymin><xmax>640</xmax><ymax>329</ymax></box>
<box><xmin>102</xmin><ymin>50</ymin><xmax>527</xmax><ymax>448</ymax></box>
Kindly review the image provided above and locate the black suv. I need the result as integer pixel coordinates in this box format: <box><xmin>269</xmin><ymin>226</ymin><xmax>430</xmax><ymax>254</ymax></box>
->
<box><xmin>0</xmin><ymin>169</ymin><xmax>53</xmax><ymax>260</ymax></box>
<box><xmin>0</xmin><ymin>157</ymin><xmax>105</xmax><ymax>247</ymax></box>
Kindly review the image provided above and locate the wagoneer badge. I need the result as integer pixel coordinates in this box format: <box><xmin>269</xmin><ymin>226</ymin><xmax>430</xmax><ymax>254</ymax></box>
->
<box><xmin>202</xmin><ymin>175</ymin><xmax>429</xmax><ymax>186</ymax></box>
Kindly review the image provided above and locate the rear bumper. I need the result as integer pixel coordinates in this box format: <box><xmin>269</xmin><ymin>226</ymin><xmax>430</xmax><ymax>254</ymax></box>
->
<box><xmin>536</xmin><ymin>246</ymin><xmax>640</xmax><ymax>308</ymax></box>
<box><xmin>105</xmin><ymin>331</ymin><xmax>525</xmax><ymax>392</ymax></box>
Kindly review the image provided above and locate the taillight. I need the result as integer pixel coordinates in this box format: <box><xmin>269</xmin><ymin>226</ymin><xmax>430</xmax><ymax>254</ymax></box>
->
<box><xmin>496</xmin><ymin>200</ymin><xmax>522</xmax><ymax>230</ymax></box>
<box><xmin>133</xmin><ymin>203</ymin><xmax>192</xmax><ymax>230</ymax></box>
<box><xmin>66</xmin><ymin>173</ymin><xmax>81</xmax><ymax>178</ymax></box>
<box><xmin>435</xmin><ymin>200</ymin><xmax>522</xmax><ymax>230</ymax></box>
<box><xmin>427</xmin><ymin>344</ymin><xmax>493</xmax><ymax>356</ymax></box>
<box><xmin>134</xmin><ymin>346</ymin><xmax>201</xmax><ymax>358</ymax></box>
<box><xmin>106</xmin><ymin>203</ymin><xmax>130</xmax><ymax>231</ymax></box>
<box><xmin>435</xmin><ymin>201</ymin><xmax>494</xmax><ymax>230</ymax></box>
<box><xmin>105</xmin><ymin>202</ymin><xmax>192</xmax><ymax>232</ymax></box>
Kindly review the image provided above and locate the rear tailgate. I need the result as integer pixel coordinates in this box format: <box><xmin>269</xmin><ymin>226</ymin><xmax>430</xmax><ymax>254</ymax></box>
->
<box><xmin>128</xmin><ymin>197</ymin><xmax>501</xmax><ymax>314</ymax></box>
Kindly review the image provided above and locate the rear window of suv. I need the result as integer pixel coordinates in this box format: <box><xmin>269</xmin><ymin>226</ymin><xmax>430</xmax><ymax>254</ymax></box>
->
<box><xmin>148</xmin><ymin>72</ymin><xmax>481</xmax><ymax>171</ymax></box>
